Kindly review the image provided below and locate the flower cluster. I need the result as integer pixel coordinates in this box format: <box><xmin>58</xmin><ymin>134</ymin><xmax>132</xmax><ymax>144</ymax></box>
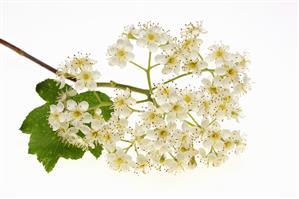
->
<box><xmin>57</xmin><ymin>53</ymin><xmax>100</xmax><ymax>90</ymax></box>
<box><xmin>51</xmin><ymin>22</ymin><xmax>250</xmax><ymax>173</ymax></box>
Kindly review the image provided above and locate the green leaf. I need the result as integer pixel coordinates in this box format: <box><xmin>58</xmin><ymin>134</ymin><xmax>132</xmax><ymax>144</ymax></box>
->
<box><xmin>89</xmin><ymin>144</ymin><xmax>103</xmax><ymax>159</ymax></box>
<box><xmin>72</xmin><ymin>91</ymin><xmax>113</xmax><ymax>121</ymax></box>
<box><xmin>20</xmin><ymin>79</ymin><xmax>114</xmax><ymax>172</ymax></box>
<box><xmin>20</xmin><ymin>104</ymin><xmax>85</xmax><ymax>172</ymax></box>
<box><xmin>36</xmin><ymin>79</ymin><xmax>72</xmax><ymax>104</ymax></box>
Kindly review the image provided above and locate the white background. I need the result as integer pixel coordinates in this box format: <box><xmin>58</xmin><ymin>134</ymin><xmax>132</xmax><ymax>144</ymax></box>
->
<box><xmin>0</xmin><ymin>0</ymin><xmax>298</xmax><ymax>199</ymax></box>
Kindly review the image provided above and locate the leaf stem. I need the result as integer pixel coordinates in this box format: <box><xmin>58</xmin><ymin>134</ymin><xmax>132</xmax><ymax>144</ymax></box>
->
<box><xmin>150</xmin><ymin>63</ymin><xmax>160</xmax><ymax>69</ymax></box>
<box><xmin>129</xmin><ymin>61</ymin><xmax>147</xmax><ymax>71</ymax></box>
<box><xmin>124</xmin><ymin>143</ymin><xmax>134</xmax><ymax>153</ymax></box>
<box><xmin>154</xmin><ymin>67</ymin><xmax>215</xmax><ymax>89</ymax></box>
<box><xmin>187</xmin><ymin>112</ymin><xmax>202</xmax><ymax>128</ymax></box>
<box><xmin>136</xmin><ymin>99</ymin><xmax>150</xmax><ymax>104</ymax></box>
<box><xmin>97</xmin><ymin>81</ymin><xmax>149</xmax><ymax>96</ymax></box>
<box><xmin>129</xmin><ymin>107</ymin><xmax>144</xmax><ymax>112</ymax></box>
<box><xmin>158</xmin><ymin>72</ymin><xmax>193</xmax><ymax>87</ymax></box>
<box><xmin>146</xmin><ymin>52</ymin><xmax>153</xmax><ymax>94</ymax></box>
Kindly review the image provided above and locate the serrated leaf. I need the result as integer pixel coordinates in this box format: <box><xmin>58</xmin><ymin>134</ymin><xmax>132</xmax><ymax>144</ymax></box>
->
<box><xmin>20</xmin><ymin>104</ymin><xmax>85</xmax><ymax>172</ymax></box>
<box><xmin>89</xmin><ymin>144</ymin><xmax>103</xmax><ymax>159</ymax></box>
<box><xmin>36</xmin><ymin>79</ymin><xmax>72</xmax><ymax>104</ymax></box>
<box><xmin>21</xmin><ymin>79</ymin><xmax>114</xmax><ymax>172</ymax></box>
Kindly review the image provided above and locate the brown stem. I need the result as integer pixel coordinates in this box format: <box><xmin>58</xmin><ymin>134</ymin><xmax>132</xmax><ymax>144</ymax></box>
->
<box><xmin>0</xmin><ymin>38</ymin><xmax>59</xmax><ymax>75</ymax></box>
<box><xmin>0</xmin><ymin>38</ymin><xmax>150</xmax><ymax>96</ymax></box>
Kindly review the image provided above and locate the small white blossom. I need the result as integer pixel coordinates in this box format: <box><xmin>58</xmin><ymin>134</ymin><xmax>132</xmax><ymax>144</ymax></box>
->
<box><xmin>141</xmin><ymin>102</ymin><xmax>164</xmax><ymax>127</ymax></box>
<box><xmin>182</xmin><ymin>55</ymin><xmax>208</xmax><ymax>74</ymax></box>
<box><xmin>152</xmin><ymin>84</ymin><xmax>178</xmax><ymax>105</ymax></box>
<box><xmin>75</xmin><ymin>68</ymin><xmax>100</xmax><ymax>90</ymax></box>
<box><xmin>160</xmin><ymin>100</ymin><xmax>188</xmax><ymax>122</ymax></box>
<box><xmin>48</xmin><ymin>102</ymin><xmax>67</xmax><ymax>131</ymax></box>
<box><xmin>66</xmin><ymin>100</ymin><xmax>92</xmax><ymax>127</ymax></box>
<box><xmin>207</xmin><ymin>44</ymin><xmax>230</xmax><ymax>64</ymax></box>
<box><xmin>113</xmin><ymin>89</ymin><xmax>136</xmax><ymax>117</ymax></box>
<box><xmin>136</xmin><ymin>22</ymin><xmax>168</xmax><ymax>51</ymax></box>
<box><xmin>107</xmin><ymin>39</ymin><xmax>134</xmax><ymax>67</ymax></box>
<box><xmin>107</xmin><ymin>148</ymin><xmax>135</xmax><ymax>172</ymax></box>
<box><xmin>181</xmin><ymin>21</ymin><xmax>207</xmax><ymax>38</ymax></box>
<box><xmin>155</xmin><ymin>50</ymin><xmax>182</xmax><ymax>74</ymax></box>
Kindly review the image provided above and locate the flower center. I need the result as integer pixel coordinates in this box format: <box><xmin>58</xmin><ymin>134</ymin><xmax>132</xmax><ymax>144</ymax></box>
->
<box><xmin>116</xmin><ymin>49</ymin><xmax>126</xmax><ymax>58</ymax></box>
<box><xmin>172</xmin><ymin>104</ymin><xmax>181</xmax><ymax>112</ymax></box>
<box><xmin>72</xmin><ymin>110</ymin><xmax>82</xmax><ymax>118</ymax></box>
<box><xmin>92</xmin><ymin>131</ymin><xmax>99</xmax><ymax>138</ymax></box>
<box><xmin>227</xmin><ymin>68</ymin><xmax>236</xmax><ymax>76</ymax></box>
<box><xmin>82</xmin><ymin>72</ymin><xmax>91</xmax><ymax>81</ymax></box>
<box><xmin>74</xmin><ymin>58</ymin><xmax>88</xmax><ymax>67</ymax></box>
<box><xmin>209</xmin><ymin>86</ymin><xmax>218</xmax><ymax>94</ymax></box>
<box><xmin>115</xmin><ymin>98</ymin><xmax>125</xmax><ymax>106</ymax></box>
<box><xmin>161</xmin><ymin>88</ymin><xmax>170</xmax><ymax>95</ymax></box>
<box><xmin>224</xmin><ymin>140</ymin><xmax>233</xmax><ymax>149</ymax></box>
<box><xmin>158</xmin><ymin>130</ymin><xmax>169</xmax><ymax>139</ymax></box>
<box><xmin>102</xmin><ymin>133</ymin><xmax>111</xmax><ymax>142</ymax></box>
<box><xmin>167</xmin><ymin>56</ymin><xmax>176</xmax><ymax>65</ymax></box>
<box><xmin>183</xmin><ymin>95</ymin><xmax>192</xmax><ymax>103</ymax></box>
<box><xmin>210</xmin><ymin>131</ymin><xmax>221</xmax><ymax>141</ymax></box>
<box><xmin>115</xmin><ymin>157</ymin><xmax>125</xmax><ymax>165</ymax></box>
<box><xmin>148</xmin><ymin>112</ymin><xmax>157</xmax><ymax>120</ymax></box>
<box><xmin>187</xmin><ymin>61</ymin><xmax>198</xmax><ymax>69</ymax></box>
<box><xmin>146</xmin><ymin>32</ymin><xmax>157</xmax><ymax>41</ymax></box>
<box><xmin>215</xmin><ymin>49</ymin><xmax>224</xmax><ymax>58</ymax></box>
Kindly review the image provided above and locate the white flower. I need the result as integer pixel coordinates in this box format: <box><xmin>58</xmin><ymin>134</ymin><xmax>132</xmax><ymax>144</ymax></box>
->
<box><xmin>131</xmin><ymin>124</ymin><xmax>151</xmax><ymax>150</ymax></box>
<box><xmin>182</xmin><ymin>55</ymin><xmax>207</xmax><ymax>74</ymax></box>
<box><xmin>65</xmin><ymin>53</ymin><xmax>96</xmax><ymax>74</ymax></box>
<box><xmin>150</xmin><ymin>123</ymin><xmax>176</xmax><ymax>146</ymax></box>
<box><xmin>57</xmin><ymin>125</ymin><xmax>88</xmax><ymax>149</ymax></box>
<box><xmin>202</xmin><ymin>78</ymin><xmax>220</xmax><ymax>95</ymax></box>
<box><xmin>113</xmin><ymin>89</ymin><xmax>136</xmax><ymax>117</ymax></box>
<box><xmin>160</xmin><ymin>100</ymin><xmax>188</xmax><ymax>122</ymax></box>
<box><xmin>180</xmin><ymin>89</ymin><xmax>198</xmax><ymax>110</ymax></box>
<box><xmin>57</xmin><ymin>88</ymin><xmax>77</xmax><ymax>102</ymax></box>
<box><xmin>173</xmin><ymin>122</ymin><xmax>197</xmax><ymax>149</ymax></box>
<box><xmin>152</xmin><ymin>84</ymin><xmax>178</xmax><ymax>105</ymax></box>
<box><xmin>214</xmin><ymin>62</ymin><xmax>241</xmax><ymax>86</ymax></box>
<box><xmin>135</xmin><ymin>154</ymin><xmax>151</xmax><ymax>173</ymax></box>
<box><xmin>80</xmin><ymin>116</ymin><xmax>106</xmax><ymax>148</ymax></box>
<box><xmin>233</xmin><ymin>75</ymin><xmax>251</xmax><ymax>95</ymax></box>
<box><xmin>155</xmin><ymin>50</ymin><xmax>182</xmax><ymax>74</ymax></box>
<box><xmin>75</xmin><ymin>68</ymin><xmax>100</xmax><ymax>90</ymax></box>
<box><xmin>48</xmin><ymin>102</ymin><xmax>67</xmax><ymax>131</ymax></box>
<box><xmin>203</xmin><ymin>129</ymin><xmax>224</xmax><ymax>152</ymax></box>
<box><xmin>196</xmin><ymin>93</ymin><xmax>213</xmax><ymax>118</ymax></box>
<box><xmin>231</xmin><ymin>130</ymin><xmax>246</xmax><ymax>154</ymax></box>
<box><xmin>136</xmin><ymin>22</ymin><xmax>168</xmax><ymax>51</ymax></box>
<box><xmin>107</xmin><ymin>39</ymin><xmax>134</xmax><ymax>67</ymax></box>
<box><xmin>123</xmin><ymin>25</ymin><xmax>140</xmax><ymax>39</ymax></box>
<box><xmin>200</xmin><ymin>149</ymin><xmax>228</xmax><ymax>167</ymax></box>
<box><xmin>141</xmin><ymin>102</ymin><xmax>164</xmax><ymax>127</ymax></box>
<box><xmin>98</xmin><ymin>125</ymin><xmax>120</xmax><ymax>151</ymax></box>
<box><xmin>66</xmin><ymin>100</ymin><xmax>92</xmax><ymax>127</ymax></box>
<box><xmin>107</xmin><ymin>148</ymin><xmax>135</xmax><ymax>171</ymax></box>
<box><xmin>207</xmin><ymin>44</ymin><xmax>230</xmax><ymax>63</ymax></box>
<box><xmin>56</xmin><ymin>53</ymin><xmax>99</xmax><ymax>91</ymax></box>
<box><xmin>180</xmin><ymin>37</ymin><xmax>202</xmax><ymax>53</ymax></box>
<box><xmin>181</xmin><ymin>21</ymin><xmax>207</xmax><ymax>38</ymax></box>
